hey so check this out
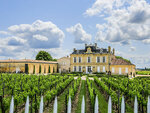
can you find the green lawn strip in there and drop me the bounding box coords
[92,80,108,113]
[75,80,86,113]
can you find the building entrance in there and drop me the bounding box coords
[25,64,28,74]
[87,66,92,73]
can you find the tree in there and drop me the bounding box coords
[36,51,53,61]
[49,65,51,73]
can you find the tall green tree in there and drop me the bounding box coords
[36,51,53,61]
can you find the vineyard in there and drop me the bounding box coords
[0,73,150,113]
[136,71,150,75]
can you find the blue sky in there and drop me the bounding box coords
[0,0,150,68]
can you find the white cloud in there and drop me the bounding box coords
[4,20,65,49]
[130,46,136,51]
[115,50,150,68]
[142,39,150,44]
[33,35,48,41]
[84,0,130,16]
[66,23,92,43]
[94,0,150,45]
[0,31,9,35]
[0,20,65,59]
[0,49,2,53]
[7,36,27,46]
[48,48,71,59]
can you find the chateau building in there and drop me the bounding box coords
[70,43,135,76]
[0,43,136,76]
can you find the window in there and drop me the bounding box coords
[119,68,122,74]
[97,66,100,72]
[79,57,82,63]
[79,66,82,72]
[97,57,100,63]
[125,68,128,73]
[103,56,106,63]
[87,57,91,63]
[112,67,115,73]
[74,57,77,63]
[74,66,76,72]
[103,66,105,72]
[63,62,66,65]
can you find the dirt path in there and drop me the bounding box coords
[44,99,54,113]
[71,81,82,113]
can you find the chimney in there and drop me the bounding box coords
[113,48,115,55]
[73,48,76,52]
[85,44,87,47]
[108,46,111,53]
[95,43,97,48]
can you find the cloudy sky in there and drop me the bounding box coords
[0,0,150,68]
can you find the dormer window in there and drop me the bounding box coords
[100,49,103,53]
[86,47,92,53]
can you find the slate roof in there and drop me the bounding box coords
[0,59,58,64]
[72,45,109,54]
[111,58,134,65]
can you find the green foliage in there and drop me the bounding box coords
[86,78,95,109]
[35,51,53,61]
[69,77,81,100]
[71,72,83,76]
[116,56,131,63]
[1,73,150,112]
[0,73,73,112]
[53,59,57,61]
[96,76,150,112]
[136,71,150,75]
